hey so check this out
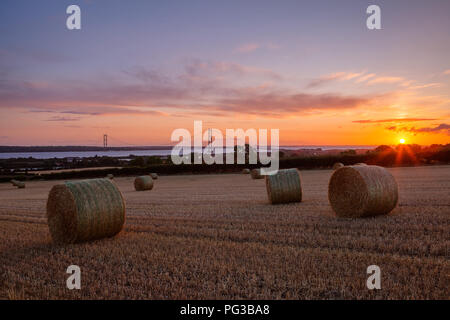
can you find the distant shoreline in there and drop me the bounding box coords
[0,145,376,160]
[0,145,375,153]
[0,146,174,153]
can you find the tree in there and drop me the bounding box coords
[374,145,394,153]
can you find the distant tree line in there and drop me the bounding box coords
[1,144,448,182]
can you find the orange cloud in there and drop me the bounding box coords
[387,123,450,135]
[307,71,441,91]
[367,76,404,85]
[353,118,438,124]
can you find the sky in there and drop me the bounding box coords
[0,0,449,146]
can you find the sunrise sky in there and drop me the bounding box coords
[0,0,449,146]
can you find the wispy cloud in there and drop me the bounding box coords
[353,118,438,124]
[387,123,450,135]
[367,76,405,85]
[355,73,376,83]
[307,71,410,88]
[30,107,168,117]
[407,83,441,90]
[443,69,450,75]
[183,59,282,80]
[1,60,444,120]
[307,71,441,92]
[234,43,260,53]
[44,116,80,122]
[214,91,370,117]
[123,67,171,84]
[233,42,280,54]
[307,72,364,88]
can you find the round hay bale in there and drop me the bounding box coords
[250,169,264,179]
[150,173,158,180]
[355,163,367,166]
[10,179,25,188]
[242,168,250,174]
[265,169,302,204]
[106,174,114,180]
[332,162,344,170]
[134,175,154,191]
[46,178,126,244]
[328,165,398,218]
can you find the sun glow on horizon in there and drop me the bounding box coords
[400,138,406,144]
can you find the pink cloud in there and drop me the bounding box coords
[2,61,437,120]
[234,43,261,53]
[215,91,370,117]
[233,42,280,54]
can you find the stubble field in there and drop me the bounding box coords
[0,166,449,299]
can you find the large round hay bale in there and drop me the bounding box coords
[328,165,398,218]
[242,168,250,174]
[46,178,126,244]
[150,173,158,180]
[134,175,154,191]
[10,179,25,188]
[250,169,264,179]
[332,162,344,170]
[265,169,302,204]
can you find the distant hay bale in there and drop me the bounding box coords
[46,178,126,244]
[265,169,302,204]
[10,179,25,188]
[150,173,158,180]
[332,162,344,170]
[328,165,398,218]
[242,169,250,174]
[355,163,367,166]
[250,169,264,179]
[106,174,114,180]
[134,175,154,191]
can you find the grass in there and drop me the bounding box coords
[0,166,449,299]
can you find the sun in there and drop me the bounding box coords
[399,138,406,144]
